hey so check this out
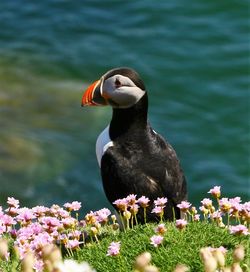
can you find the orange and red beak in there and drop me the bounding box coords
[81,79,108,107]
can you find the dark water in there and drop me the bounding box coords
[0,1,249,213]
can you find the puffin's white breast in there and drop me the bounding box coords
[96,125,114,167]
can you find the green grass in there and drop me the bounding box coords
[72,221,249,272]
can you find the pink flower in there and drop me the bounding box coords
[242,201,250,211]
[138,196,150,208]
[107,241,121,256]
[1,214,16,226]
[151,206,164,216]
[154,197,168,207]
[177,201,191,212]
[85,211,97,225]
[155,224,166,235]
[200,198,213,209]
[65,239,80,249]
[230,197,241,205]
[40,216,61,231]
[126,194,137,205]
[199,206,209,215]
[32,206,49,217]
[7,197,20,208]
[31,232,53,251]
[49,204,62,216]
[33,259,44,272]
[210,211,222,220]
[194,214,200,221]
[58,209,70,219]
[30,222,43,235]
[208,186,221,198]
[229,197,242,215]
[113,198,128,211]
[229,225,249,236]
[240,202,250,221]
[175,219,188,230]
[69,230,81,240]
[95,208,111,224]
[150,235,164,247]
[63,201,81,212]
[16,208,35,223]
[219,198,232,213]
[16,222,43,242]
[62,217,76,229]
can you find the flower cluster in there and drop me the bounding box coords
[176,186,249,234]
[0,186,249,272]
[0,239,96,272]
[0,198,111,271]
[113,194,150,227]
[203,187,249,230]
[200,245,246,272]
[113,194,170,227]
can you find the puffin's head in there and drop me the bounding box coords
[81,67,146,108]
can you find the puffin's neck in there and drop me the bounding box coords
[109,93,148,140]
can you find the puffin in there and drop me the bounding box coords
[81,67,187,222]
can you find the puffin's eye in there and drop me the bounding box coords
[115,78,122,88]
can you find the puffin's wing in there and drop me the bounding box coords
[148,131,187,203]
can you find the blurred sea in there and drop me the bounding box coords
[0,0,249,213]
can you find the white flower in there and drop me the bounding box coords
[55,259,96,272]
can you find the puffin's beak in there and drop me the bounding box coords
[81,79,108,106]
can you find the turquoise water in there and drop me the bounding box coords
[0,1,249,213]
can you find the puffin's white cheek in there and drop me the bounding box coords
[112,87,145,108]
[111,95,134,108]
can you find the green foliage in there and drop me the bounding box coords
[73,222,249,272]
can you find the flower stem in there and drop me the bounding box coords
[143,208,147,224]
